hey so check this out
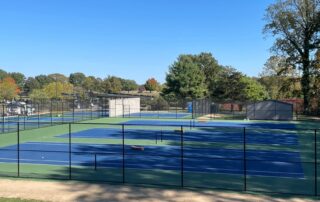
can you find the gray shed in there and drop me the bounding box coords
[246,100,293,120]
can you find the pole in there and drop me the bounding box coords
[122,124,125,184]
[315,129,317,196]
[17,122,20,177]
[69,123,72,180]
[73,99,75,122]
[37,103,40,128]
[62,101,64,123]
[94,154,97,170]
[243,127,247,191]
[50,100,53,125]
[2,105,5,133]
[155,133,158,144]
[181,125,184,187]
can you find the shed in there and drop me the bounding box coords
[246,100,293,120]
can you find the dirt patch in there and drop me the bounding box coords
[0,179,316,202]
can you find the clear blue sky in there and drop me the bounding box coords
[0,0,275,84]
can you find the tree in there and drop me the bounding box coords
[0,77,20,100]
[24,77,41,92]
[43,82,73,99]
[163,55,207,99]
[29,89,49,101]
[9,72,25,89]
[240,77,268,101]
[48,73,68,83]
[0,69,8,80]
[121,79,138,92]
[264,0,320,113]
[144,78,160,92]
[83,76,96,91]
[212,67,244,101]
[259,56,302,99]
[102,76,122,93]
[69,72,86,87]
[35,75,54,88]
[211,67,268,101]
[193,52,223,96]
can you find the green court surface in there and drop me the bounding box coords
[0,117,319,196]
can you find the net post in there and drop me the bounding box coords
[69,123,72,180]
[180,125,184,188]
[17,122,20,177]
[73,99,75,123]
[122,124,125,184]
[315,129,317,196]
[243,127,247,191]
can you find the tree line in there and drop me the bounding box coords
[0,70,161,100]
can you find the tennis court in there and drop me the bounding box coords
[0,117,318,195]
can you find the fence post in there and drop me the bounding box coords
[23,116,26,130]
[122,124,125,184]
[62,102,64,123]
[176,103,178,119]
[69,123,72,180]
[17,122,20,177]
[315,129,317,196]
[243,127,247,191]
[181,125,184,188]
[50,100,53,125]
[2,105,5,133]
[37,103,40,128]
[91,103,93,120]
[94,154,97,170]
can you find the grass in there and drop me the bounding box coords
[0,117,320,196]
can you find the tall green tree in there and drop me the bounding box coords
[43,82,73,99]
[193,52,223,95]
[212,67,268,101]
[121,79,138,92]
[35,75,54,88]
[264,0,320,113]
[24,77,41,92]
[259,56,302,99]
[48,73,68,83]
[164,55,207,99]
[29,89,49,101]
[240,77,268,101]
[69,72,86,87]
[103,76,122,93]
[0,69,8,80]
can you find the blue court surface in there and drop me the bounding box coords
[123,120,297,129]
[123,112,191,118]
[0,142,304,178]
[57,128,299,146]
